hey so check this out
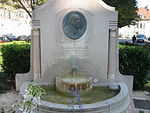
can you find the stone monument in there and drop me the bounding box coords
[16,0,133,112]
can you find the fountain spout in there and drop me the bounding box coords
[72,65,77,77]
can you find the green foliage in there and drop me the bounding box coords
[119,45,150,90]
[20,83,45,113]
[0,107,4,113]
[145,81,150,95]
[0,107,16,113]
[27,83,46,98]
[0,42,30,78]
[144,42,150,50]
[0,0,47,18]
[119,41,139,46]
[139,110,144,113]
[21,100,33,113]
[103,0,139,28]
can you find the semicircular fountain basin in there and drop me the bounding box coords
[20,82,130,113]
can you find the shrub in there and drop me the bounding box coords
[144,81,150,96]
[139,111,144,113]
[119,41,139,46]
[20,83,45,113]
[0,107,4,113]
[0,42,30,79]
[119,45,150,90]
[144,42,150,50]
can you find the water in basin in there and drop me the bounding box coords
[41,85,120,105]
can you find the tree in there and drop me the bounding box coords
[103,0,139,28]
[0,0,47,18]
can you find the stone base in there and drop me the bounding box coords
[20,82,131,113]
[15,72,32,91]
[56,76,93,93]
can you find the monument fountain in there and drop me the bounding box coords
[16,0,133,112]
[56,55,93,93]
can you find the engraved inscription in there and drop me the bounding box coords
[59,42,88,59]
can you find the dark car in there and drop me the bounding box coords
[17,35,31,42]
[0,36,12,43]
[3,34,18,41]
[26,35,31,42]
[17,35,28,41]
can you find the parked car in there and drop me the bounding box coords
[17,35,28,41]
[147,37,150,41]
[2,34,18,41]
[136,34,146,42]
[125,34,132,38]
[17,35,31,42]
[26,35,31,42]
[0,36,12,43]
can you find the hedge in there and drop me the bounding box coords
[119,45,150,90]
[0,41,30,78]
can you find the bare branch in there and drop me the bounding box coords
[18,0,32,18]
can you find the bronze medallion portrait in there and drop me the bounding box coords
[62,11,87,39]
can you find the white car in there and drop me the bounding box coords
[136,34,146,42]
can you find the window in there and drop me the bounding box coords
[140,23,142,28]
[136,23,139,28]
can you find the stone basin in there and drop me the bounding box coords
[56,76,93,93]
[20,82,130,113]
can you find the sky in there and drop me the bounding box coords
[137,0,150,7]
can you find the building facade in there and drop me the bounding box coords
[119,7,150,38]
[0,7,31,36]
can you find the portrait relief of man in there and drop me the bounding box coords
[62,11,87,39]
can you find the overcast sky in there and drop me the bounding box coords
[137,0,150,7]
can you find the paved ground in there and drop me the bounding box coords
[0,91,20,113]
[133,91,150,113]
[133,99,150,110]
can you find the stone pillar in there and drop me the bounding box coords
[31,28,41,79]
[107,29,117,79]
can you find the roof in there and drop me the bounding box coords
[138,7,150,20]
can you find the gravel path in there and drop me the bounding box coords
[0,91,20,113]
